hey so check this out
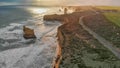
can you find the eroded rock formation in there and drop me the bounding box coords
[23,26,36,39]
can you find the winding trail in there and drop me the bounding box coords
[79,16,120,59]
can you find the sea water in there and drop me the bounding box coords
[0,5,62,68]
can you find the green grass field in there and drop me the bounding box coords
[96,6,120,10]
[96,6,120,27]
[104,12,120,27]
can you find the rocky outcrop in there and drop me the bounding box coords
[23,26,36,39]
[43,14,63,21]
[43,12,83,25]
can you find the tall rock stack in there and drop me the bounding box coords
[64,8,67,14]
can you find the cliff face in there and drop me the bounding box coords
[44,14,63,21]
[57,22,97,68]
[51,12,83,68]
[43,12,86,24]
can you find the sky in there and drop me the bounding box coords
[0,0,120,6]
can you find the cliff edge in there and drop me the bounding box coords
[44,7,120,68]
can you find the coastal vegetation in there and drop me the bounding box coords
[104,12,120,27]
[96,6,120,10]
[83,13,120,49]
[59,28,120,68]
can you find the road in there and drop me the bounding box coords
[79,16,120,59]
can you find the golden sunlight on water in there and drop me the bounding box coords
[27,7,49,14]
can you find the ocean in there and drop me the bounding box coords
[0,5,62,68]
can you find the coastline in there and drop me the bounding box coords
[0,6,63,68]
[52,44,62,68]
[44,6,120,68]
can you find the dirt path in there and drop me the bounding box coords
[79,16,120,59]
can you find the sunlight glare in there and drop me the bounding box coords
[27,7,49,14]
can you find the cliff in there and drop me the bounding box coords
[57,13,120,68]
[44,7,120,68]
[44,14,63,21]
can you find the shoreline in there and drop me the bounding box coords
[52,44,62,68]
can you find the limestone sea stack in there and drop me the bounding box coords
[23,26,36,39]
